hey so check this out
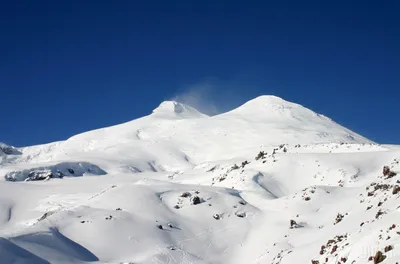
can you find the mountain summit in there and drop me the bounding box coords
[151,101,208,119]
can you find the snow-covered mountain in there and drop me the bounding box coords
[0,95,399,264]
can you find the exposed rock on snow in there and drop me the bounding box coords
[0,143,21,156]
[4,162,106,181]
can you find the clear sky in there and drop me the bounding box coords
[1,0,399,146]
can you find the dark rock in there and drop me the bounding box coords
[235,212,246,218]
[180,192,191,198]
[384,245,393,252]
[25,170,54,181]
[255,151,266,160]
[290,219,298,228]
[157,224,163,230]
[331,245,338,254]
[213,214,221,220]
[373,251,386,263]
[393,185,400,195]
[376,210,384,219]
[231,164,239,170]
[191,196,201,205]
[241,161,250,168]
[383,166,390,176]
[335,213,344,224]
[56,170,64,178]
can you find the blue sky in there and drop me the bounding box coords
[1,0,399,146]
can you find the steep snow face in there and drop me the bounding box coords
[1,95,397,264]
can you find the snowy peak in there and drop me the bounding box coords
[227,95,334,123]
[228,95,312,117]
[151,101,208,119]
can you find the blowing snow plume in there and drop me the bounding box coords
[171,81,250,116]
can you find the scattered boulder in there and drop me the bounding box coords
[231,164,239,170]
[68,168,75,174]
[373,251,386,263]
[180,192,191,198]
[384,245,393,252]
[331,245,338,254]
[255,151,266,160]
[393,185,400,195]
[157,224,163,230]
[290,219,299,228]
[213,214,221,220]
[376,210,384,219]
[235,212,246,218]
[383,166,390,176]
[335,213,344,224]
[238,200,246,205]
[191,196,201,205]
[383,166,397,179]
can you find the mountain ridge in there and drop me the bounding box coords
[0,95,399,264]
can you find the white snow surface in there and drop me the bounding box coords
[1,95,399,264]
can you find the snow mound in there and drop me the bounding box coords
[4,162,107,181]
[152,101,208,119]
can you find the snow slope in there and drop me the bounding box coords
[0,95,399,264]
